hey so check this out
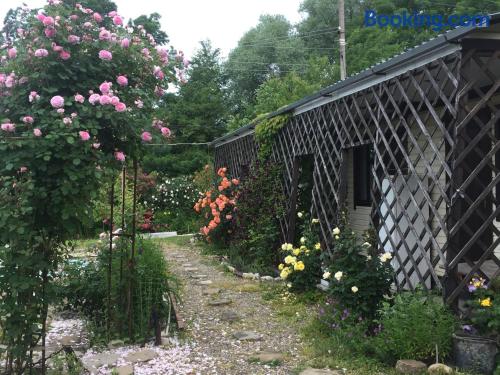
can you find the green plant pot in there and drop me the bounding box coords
[453,333,498,374]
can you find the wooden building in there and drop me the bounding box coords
[211,17,500,303]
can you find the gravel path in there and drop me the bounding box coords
[163,241,306,375]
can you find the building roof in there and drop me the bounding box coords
[211,13,500,147]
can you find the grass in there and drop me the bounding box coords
[155,234,193,248]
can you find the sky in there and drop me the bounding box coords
[0,0,305,59]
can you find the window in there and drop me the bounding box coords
[353,144,373,207]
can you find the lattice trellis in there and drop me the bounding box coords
[213,46,500,303]
[214,133,258,179]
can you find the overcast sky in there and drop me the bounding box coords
[0,0,305,58]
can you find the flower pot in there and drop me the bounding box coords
[453,333,498,374]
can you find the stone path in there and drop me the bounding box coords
[163,241,306,375]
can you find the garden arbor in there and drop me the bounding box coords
[213,16,500,304]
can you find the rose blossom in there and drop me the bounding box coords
[36,14,46,22]
[99,81,111,94]
[116,75,128,86]
[59,50,71,60]
[1,123,15,132]
[68,34,80,44]
[50,95,64,108]
[34,48,49,57]
[42,16,54,26]
[88,93,100,105]
[113,16,123,25]
[57,108,65,114]
[79,131,90,141]
[98,50,112,60]
[45,27,56,38]
[33,128,42,137]
[70,14,79,21]
[120,38,129,48]
[141,131,152,142]
[92,143,100,149]
[99,95,111,105]
[114,151,125,162]
[22,116,34,124]
[7,48,16,59]
[99,29,111,40]
[19,167,28,173]
[52,43,63,52]
[160,127,171,137]
[115,102,126,112]
[110,96,120,105]
[63,117,72,125]
[74,94,84,103]
[29,91,40,102]
[83,21,92,28]
[93,12,102,23]
[108,11,117,17]
[135,99,143,108]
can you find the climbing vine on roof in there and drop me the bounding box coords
[254,113,291,160]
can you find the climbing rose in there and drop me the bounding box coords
[120,38,129,48]
[50,95,64,108]
[1,123,15,132]
[34,48,49,57]
[160,127,171,137]
[99,29,111,41]
[33,128,42,137]
[7,48,16,59]
[110,96,120,105]
[108,11,117,17]
[68,35,80,44]
[114,151,125,162]
[79,131,90,141]
[115,102,126,112]
[63,117,72,125]
[113,16,123,25]
[99,95,111,105]
[92,143,100,149]
[141,131,152,142]
[74,94,84,103]
[93,12,102,23]
[44,27,56,38]
[88,93,100,105]
[99,81,112,94]
[52,43,63,52]
[22,116,34,124]
[19,167,28,173]
[98,50,112,60]
[116,75,128,86]
[59,50,71,60]
[29,91,40,102]
[42,16,54,26]
[36,14,46,22]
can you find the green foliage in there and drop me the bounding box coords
[128,13,169,45]
[229,160,285,274]
[143,146,211,177]
[254,114,290,160]
[323,215,393,321]
[370,291,457,363]
[279,214,322,292]
[57,238,178,341]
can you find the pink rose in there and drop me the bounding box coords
[59,50,71,60]
[99,81,111,94]
[63,117,72,125]
[110,96,120,106]
[160,127,171,137]
[98,50,112,60]
[115,102,126,112]
[36,14,46,22]
[22,116,34,124]
[79,131,90,141]
[92,143,100,149]
[19,167,28,173]
[113,16,123,25]
[29,91,40,102]
[83,21,92,29]
[93,12,102,23]
[1,123,15,132]
[45,27,56,38]
[70,14,79,21]
[135,99,144,108]
[116,75,128,86]
[88,93,100,105]
[50,95,64,108]
[108,11,117,17]
[74,94,84,103]
[99,95,111,105]
[7,48,16,59]
[57,108,65,114]
[42,16,54,26]
[68,34,80,44]
[114,151,125,162]
[141,131,152,142]
[120,38,129,48]
[52,43,63,52]
[33,128,42,137]
[34,48,49,57]
[99,29,111,40]
[142,48,150,58]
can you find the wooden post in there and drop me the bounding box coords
[338,0,347,80]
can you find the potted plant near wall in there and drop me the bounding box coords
[453,276,499,374]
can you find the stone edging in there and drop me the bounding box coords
[220,261,283,283]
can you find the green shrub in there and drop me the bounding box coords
[371,291,457,363]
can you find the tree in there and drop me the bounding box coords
[225,15,307,114]
[144,40,227,176]
[128,13,169,45]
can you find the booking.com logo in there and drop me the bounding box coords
[364,10,490,31]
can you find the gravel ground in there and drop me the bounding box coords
[163,241,306,375]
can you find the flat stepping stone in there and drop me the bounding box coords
[249,351,285,363]
[115,364,134,375]
[82,353,119,373]
[202,287,221,295]
[299,369,343,375]
[395,360,427,374]
[233,331,262,341]
[220,310,240,322]
[182,263,194,267]
[199,280,213,285]
[184,267,199,272]
[190,274,208,279]
[208,298,232,306]
[124,348,157,363]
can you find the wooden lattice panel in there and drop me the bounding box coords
[213,133,258,179]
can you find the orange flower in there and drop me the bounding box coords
[232,178,239,185]
[214,216,221,224]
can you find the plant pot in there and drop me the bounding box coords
[453,333,498,374]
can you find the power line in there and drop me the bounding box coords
[235,30,338,49]
[236,27,338,47]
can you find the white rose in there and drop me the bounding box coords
[332,227,340,235]
[323,271,331,279]
[334,271,343,281]
[351,286,359,293]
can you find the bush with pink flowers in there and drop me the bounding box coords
[0,0,186,371]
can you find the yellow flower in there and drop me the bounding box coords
[335,235,340,240]
[300,236,306,244]
[293,248,301,256]
[312,218,319,224]
[323,271,331,279]
[281,243,287,251]
[300,245,307,251]
[280,267,291,279]
[379,252,393,263]
[332,227,340,235]
[314,243,321,250]
[286,243,293,251]
[284,255,297,265]
[351,286,359,293]
[480,297,492,307]
[278,263,284,270]
[334,271,343,281]
[294,261,305,271]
